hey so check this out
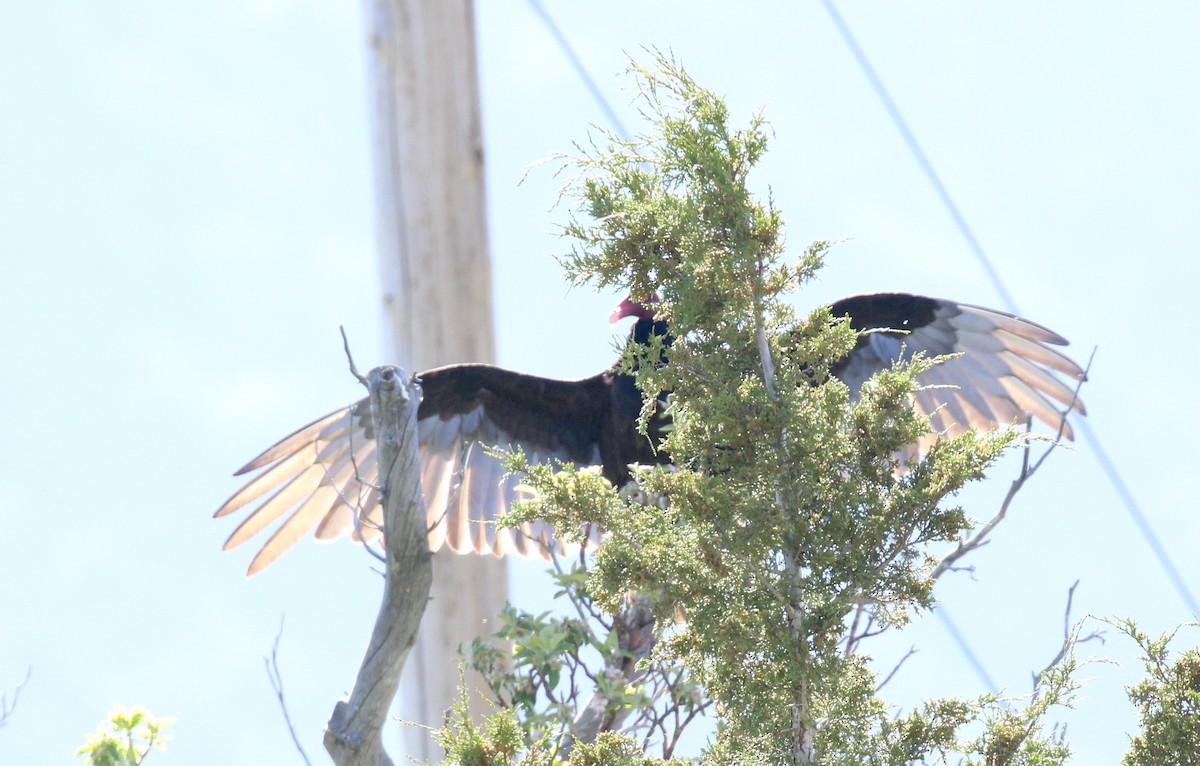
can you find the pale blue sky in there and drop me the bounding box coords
[2,2,1198,763]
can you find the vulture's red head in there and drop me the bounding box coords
[609,294,660,324]
[610,294,672,358]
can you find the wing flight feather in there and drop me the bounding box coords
[220,365,612,574]
[830,293,1086,449]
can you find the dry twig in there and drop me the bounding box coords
[876,646,918,692]
[558,593,658,759]
[266,619,313,766]
[933,348,1095,582]
[0,667,30,731]
[337,328,386,566]
[1031,580,1105,692]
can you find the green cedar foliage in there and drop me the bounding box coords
[1111,619,1200,766]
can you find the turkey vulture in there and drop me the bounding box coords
[216,292,1086,575]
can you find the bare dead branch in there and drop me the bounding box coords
[1032,580,1105,692]
[0,667,30,731]
[633,662,710,759]
[550,553,608,648]
[876,646,918,692]
[934,350,1094,582]
[843,599,892,658]
[324,366,433,766]
[339,326,369,387]
[659,676,710,758]
[932,419,1034,581]
[558,593,657,759]
[844,600,869,658]
[265,619,313,766]
[334,330,388,567]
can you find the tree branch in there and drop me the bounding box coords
[876,646,918,692]
[324,366,433,766]
[339,326,369,386]
[1031,580,1104,692]
[558,593,657,759]
[0,667,30,731]
[338,329,386,566]
[934,349,1095,582]
[266,618,313,766]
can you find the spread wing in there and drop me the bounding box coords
[215,364,612,575]
[829,292,1087,452]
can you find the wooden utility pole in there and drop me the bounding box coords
[363,0,507,759]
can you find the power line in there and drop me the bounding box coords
[937,609,998,690]
[1075,417,1198,616]
[819,0,1198,620]
[818,0,1018,316]
[524,0,631,141]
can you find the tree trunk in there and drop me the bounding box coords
[324,367,432,766]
